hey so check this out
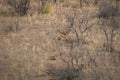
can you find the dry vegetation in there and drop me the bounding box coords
[0,0,120,80]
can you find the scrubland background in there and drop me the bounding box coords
[0,0,120,80]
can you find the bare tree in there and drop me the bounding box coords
[45,8,99,80]
[97,0,120,53]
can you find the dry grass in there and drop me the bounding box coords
[0,0,120,80]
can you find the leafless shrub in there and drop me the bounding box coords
[45,11,101,80]
[98,18,119,53]
[97,6,119,19]
[0,18,20,35]
[79,0,98,7]
[45,63,83,80]
[97,1,120,53]
[5,0,30,16]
